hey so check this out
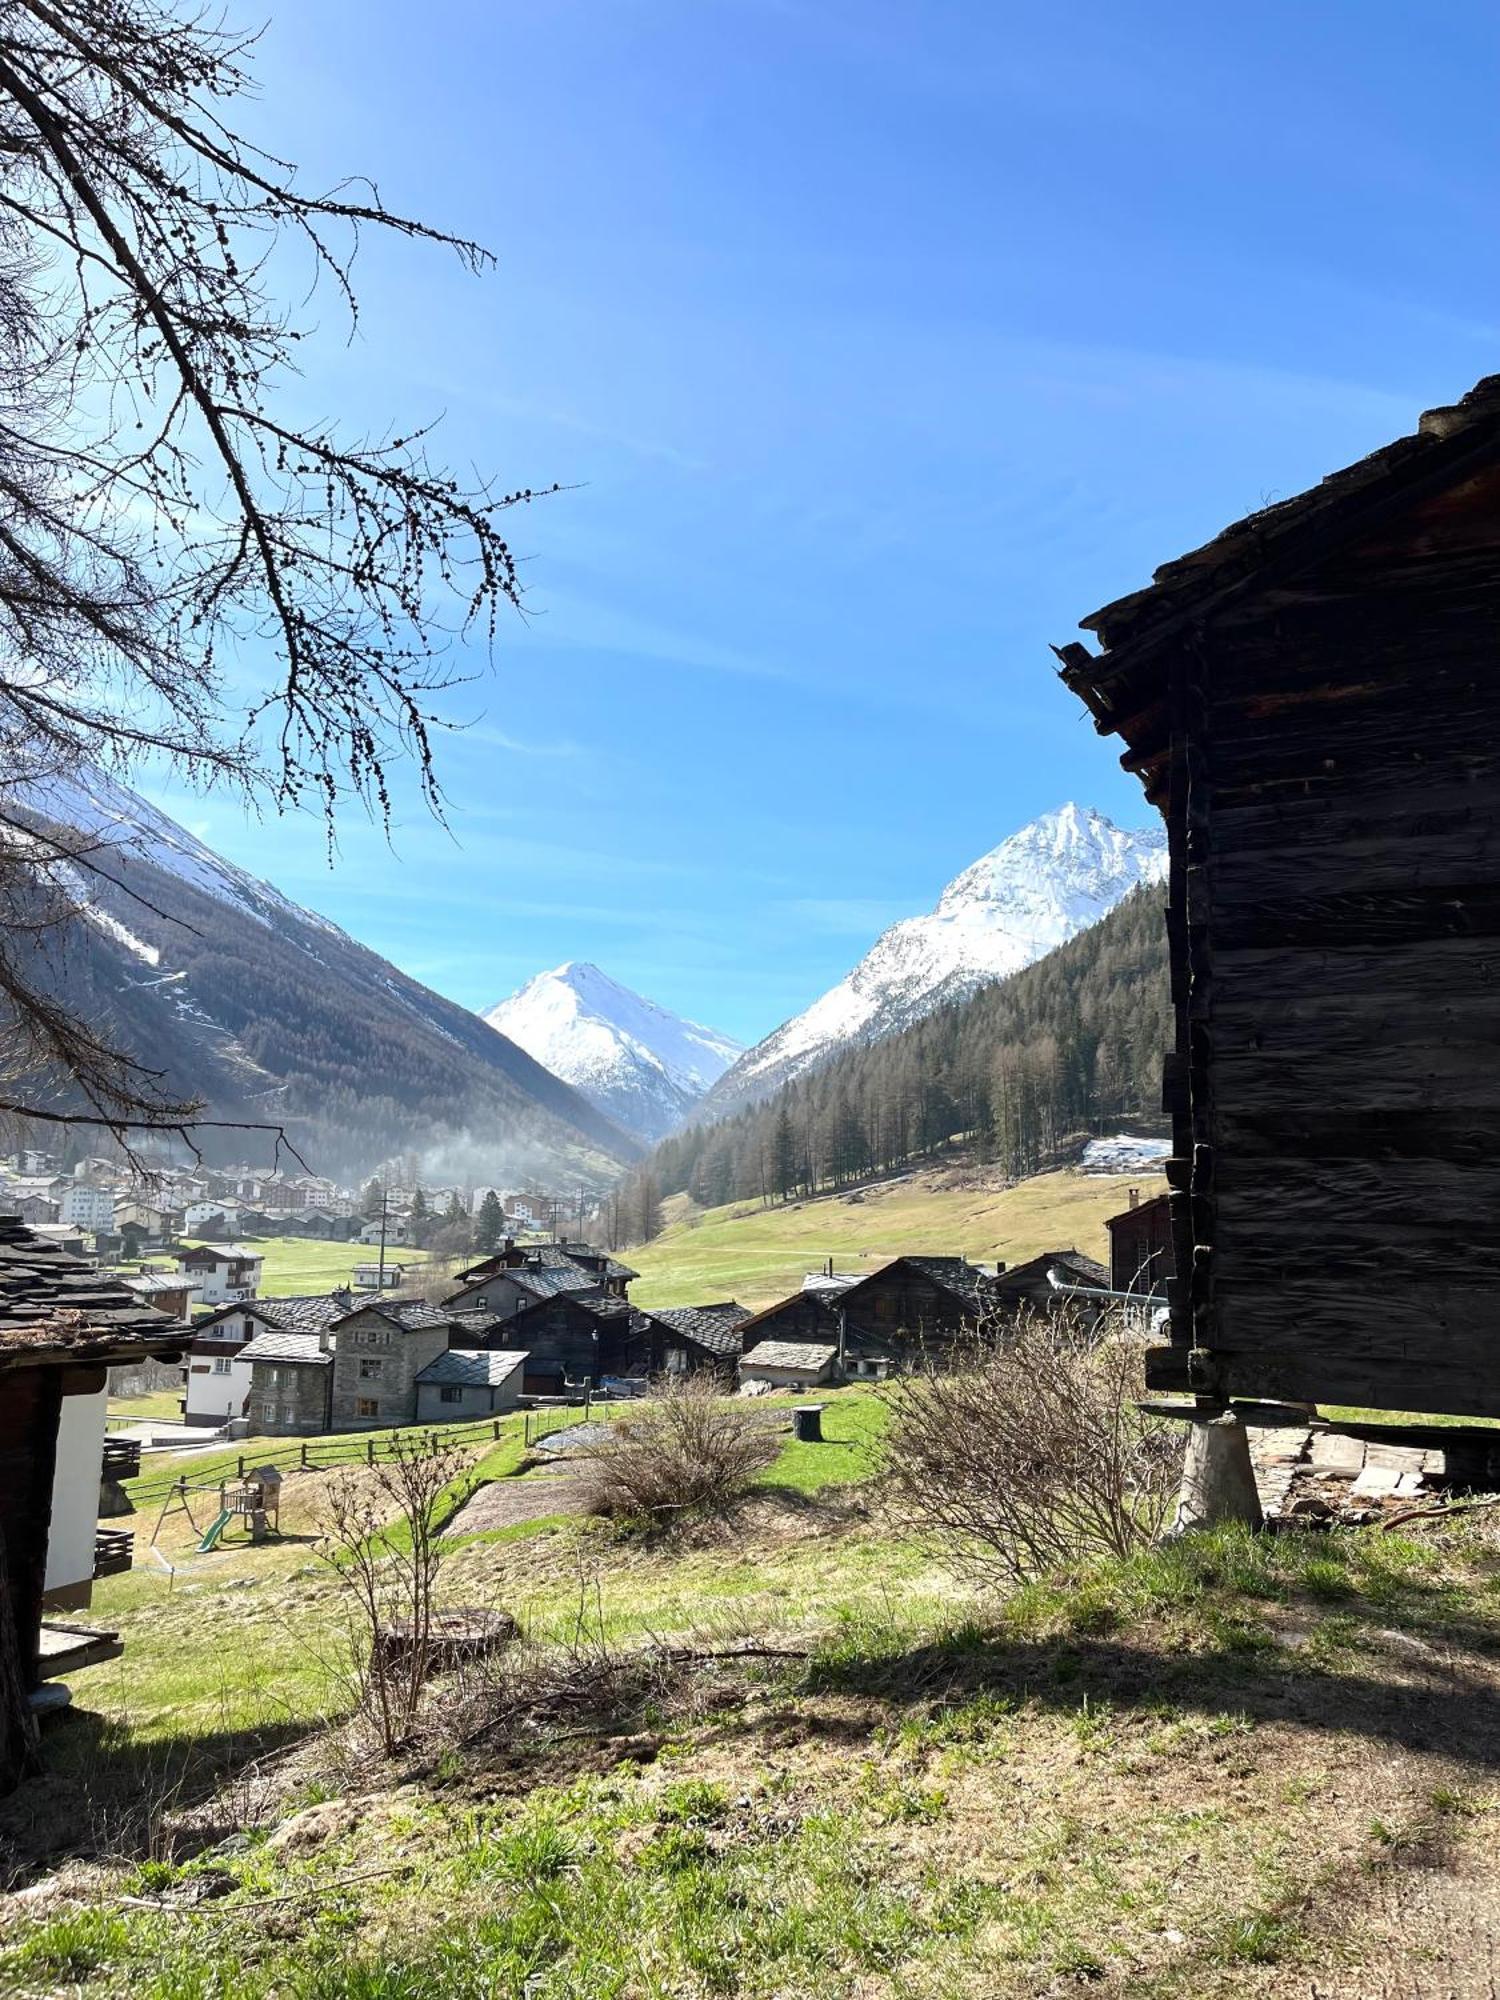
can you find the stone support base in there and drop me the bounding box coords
[1170,1411,1264,1535]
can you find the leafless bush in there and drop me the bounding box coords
[315,1440,472,1755]
[581,1375,779,1524]
[880,1310,1182,1587]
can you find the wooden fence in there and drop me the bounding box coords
[522,1396,628,1450]
[123,1414,509,1508]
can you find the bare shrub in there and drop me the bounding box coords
[879,1310,1182,1587]
[581,1375,779,1524]
[315,1440,472,1755]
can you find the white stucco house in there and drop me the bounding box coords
[183,1199,237,1232]
[174,1244,263,1306]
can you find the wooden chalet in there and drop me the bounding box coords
[0,1217,184,1792]
[632,1303,754,1378]
[442,1260,602,1320]
[478,1291,641,1395]
[983,1248,1112,1329]
[1106,1190,1175,1299]
[738,1255,997,1380]
[1057,375,1500,1415]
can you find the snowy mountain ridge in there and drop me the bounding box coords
[483,962,743,1144]
[9,769,640,1181]
[17,766,352,940]
[701,803,1167,1117]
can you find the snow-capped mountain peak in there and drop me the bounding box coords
[702,804,1166,1115]
[482,962,742,1143]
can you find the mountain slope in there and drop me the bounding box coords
[701,804,1166,1118]
[483,962,742,1144]
[14,770,640,1183]
[651,883,1170,1209]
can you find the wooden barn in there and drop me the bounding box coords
[1056,375,1500,1418]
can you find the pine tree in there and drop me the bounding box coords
[361,1177,385,1219]
[769,1099,797,1204]
[474,1189,505,1254]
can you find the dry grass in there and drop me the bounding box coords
[9,1520,1500,1995]
[625,1163,1167,1309]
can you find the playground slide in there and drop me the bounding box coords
[197,1509,232,1552]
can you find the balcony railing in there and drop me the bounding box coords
[93,1528,134,1579]
[101,1437,141,1480]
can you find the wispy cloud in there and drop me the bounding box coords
[457,722,587,759]
[522,590,792,684]
[781,895,910,936]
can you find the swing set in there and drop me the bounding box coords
[150,1465,284,1553]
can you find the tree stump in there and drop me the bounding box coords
[374,1606,518,1681]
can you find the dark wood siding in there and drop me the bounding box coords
[1108,1194,1174,1296]
[0,1366,63,1683]
[1117,471,1500,1413]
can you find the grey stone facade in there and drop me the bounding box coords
[413,1348,527,1424]
[247,1356,331,1434]
[329,1305,449,1431]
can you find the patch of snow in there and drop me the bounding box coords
[14,766,358,942]
[84,906,161,967]
[1080,1134,1173,1175]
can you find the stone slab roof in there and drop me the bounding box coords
[239,1331,333,1367]
[508,1267,600,1300]
[741,1339,837,1371]
[646,1303,753,1358]
[415,1349,529,1388]
[992,1249,1109,1294]
[0,1215,181,1365]
[254,1293,352,1334]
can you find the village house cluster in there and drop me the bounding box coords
[0,1147,569,1261]
[178,1193,1173,1433]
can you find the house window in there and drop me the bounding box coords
[358,1358,382,1379]
[363,1327,392,1347]
[356,1397,379,1418]
[259,1401,277,1422]
[212,1357,233,1375]
[874,1295,896,1322]
[439,1385,464,1404]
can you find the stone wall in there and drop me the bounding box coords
[330,1312,448,1430]
[247,1362,330,1435]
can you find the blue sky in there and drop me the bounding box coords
[142,0,1500,1045]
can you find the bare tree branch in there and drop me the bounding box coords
[0,0,554,1152]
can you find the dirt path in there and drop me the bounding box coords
[447,1466,592,1535]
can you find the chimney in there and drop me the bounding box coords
[1128,1186,1140,1210]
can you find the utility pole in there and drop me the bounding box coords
[377,1186,389,1291]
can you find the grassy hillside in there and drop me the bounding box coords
[625,1164,1165,1309]
[8,1404,1500,1997]
[177,1235,431,1297]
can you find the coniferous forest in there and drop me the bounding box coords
[645,886,1169,1214]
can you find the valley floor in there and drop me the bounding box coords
[627,1163,1167,1310]
[5,1395,1500,1997]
